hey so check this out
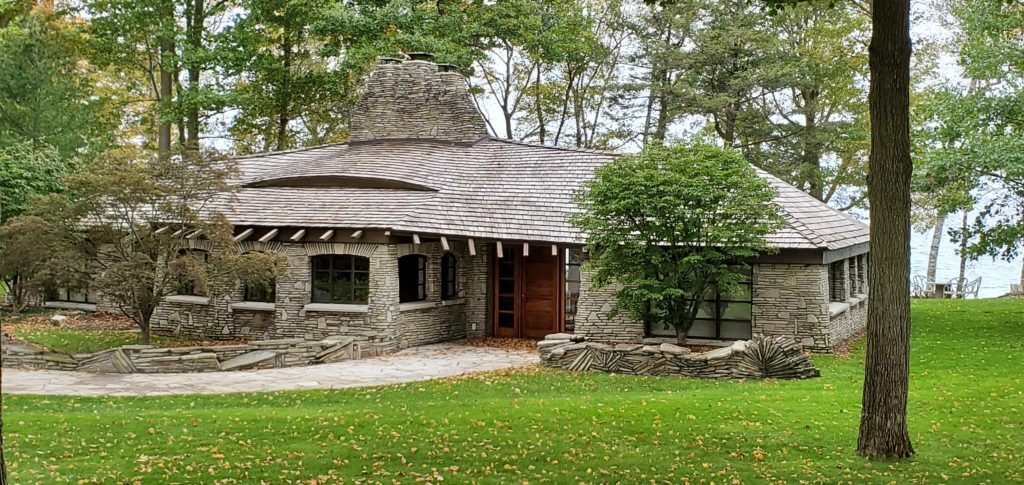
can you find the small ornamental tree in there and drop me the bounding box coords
[41,147,286,344]
[573,144,784,345]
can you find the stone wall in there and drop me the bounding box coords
[349,60,489,144]
[574,269,644,342]
[751,263,831,350]
[3,335,364,373]
[141,239,489,353]
[539,334,820,379]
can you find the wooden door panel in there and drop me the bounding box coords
[521,253,558,338]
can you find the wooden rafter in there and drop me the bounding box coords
[289,229,306,241]
[258,229,279,243]
[233,228,254,242]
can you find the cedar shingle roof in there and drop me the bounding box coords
[214,138,867,251]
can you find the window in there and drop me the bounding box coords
[311,255,370,304]
[244,281,275,303]
[829,260,847,301]
[646,266,753,340]
[441,252,458,299]
[175,249,209,296]
[399,254,427,302]
[48,286,98,303]
[564,249,582,332]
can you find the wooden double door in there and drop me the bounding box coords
[493,247,562,339]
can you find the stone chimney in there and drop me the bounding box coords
[349,54,489,144]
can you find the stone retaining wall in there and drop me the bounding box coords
[2,335,373,374]
[539,334,820,379]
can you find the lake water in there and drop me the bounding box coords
[909,226,1021,298]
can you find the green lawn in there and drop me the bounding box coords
[4,299,1023,484]
[10,327,190,354]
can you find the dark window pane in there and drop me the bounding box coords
[354,256,370,271]
[499,279,515,294]
[720,302,751,321]
[720,320,752,340]
[723,284,751,302]
[312,272,332,303]
[354,270,370,284]
[647,320,676,337]
[498,313,515,328]
[353,286,369,303]
[689,319,717,338]
[499,296,515,312]
[337,255,352,271]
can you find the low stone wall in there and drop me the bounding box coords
[539,334,820,379]
[2,335,378,374]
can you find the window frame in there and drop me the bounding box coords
[398,254,428,303]
[646,266,753,341]
[440,252,458,300]
[310,254,370,304]
[564,248,583,332]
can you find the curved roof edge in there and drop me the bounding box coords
[244,175,439,192]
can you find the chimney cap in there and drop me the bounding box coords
[378,56,402,65]
[436,63,457,72]
[406,52,435,62]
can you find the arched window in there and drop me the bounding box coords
[398,254,427,302]
[311,255,370,304]
[441,252,458,299]
[175,249,209,296]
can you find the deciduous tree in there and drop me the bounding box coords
[573,144,782,344]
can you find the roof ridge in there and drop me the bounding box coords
[485,137,618,156]
[231,141,349,160]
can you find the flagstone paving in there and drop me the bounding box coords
[1,343,539,396]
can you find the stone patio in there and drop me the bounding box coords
[0,343,539,396]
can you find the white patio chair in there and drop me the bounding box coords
[946,277,969,299]
[965,277,981,299]
[912,275,929,298]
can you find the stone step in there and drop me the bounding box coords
[220,350,280,371]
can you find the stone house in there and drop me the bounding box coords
[46,55,869,353]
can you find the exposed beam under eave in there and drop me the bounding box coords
[440,236,450,252]
[185,229,203,239]
[496,241,504,259]
[523,242,529,256]
[233,228,254,242]
[412,234,421,245]
[155,226,171,235]
[171,228,186,238]
[468,238,476,256]
[289,229,306,241]
[258,229,279,243]
[551,244,558,256]
[350,230,363,239]
[319,229,335,241]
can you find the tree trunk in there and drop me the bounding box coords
[801,88,824,200]
[158,4,174,158]
[275,14,293,151]
[185,0,204,149]
[926,208,946,284]
[857,0,914,460]
[535,62,545,144]
[673,324,687,346]
[958,210,968,296]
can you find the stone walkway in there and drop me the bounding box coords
[1,343,539,396]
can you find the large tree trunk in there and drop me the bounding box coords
[857,0,915,459]
[926,208,946,283]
